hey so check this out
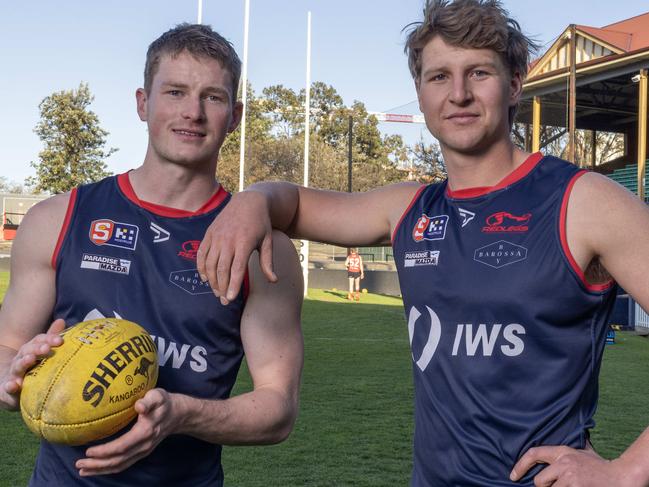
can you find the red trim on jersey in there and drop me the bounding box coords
[51,188,78,269]
[446,152,544,199]
[391,185,427,244]
[117,172,229,218]
[560,171,614,292]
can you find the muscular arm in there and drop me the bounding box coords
[261,182,419,246]
[198,181,421,302]
[0,194,69,410]
[571,173,649,484]
[77,231,304,475]
[175,231,303,444]
[512,172,649,485]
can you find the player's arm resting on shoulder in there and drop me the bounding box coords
[260,181,421,246]
[0,194,70,410]
[526,172,649,485]
[198,180,421,302]
[177,230,303,444]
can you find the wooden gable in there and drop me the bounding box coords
[528,27,622,78]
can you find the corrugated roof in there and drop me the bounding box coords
[578,11,649,52]
[577,26,631,51]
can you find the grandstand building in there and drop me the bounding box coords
[516,10,649,198]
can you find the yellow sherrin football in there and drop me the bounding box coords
[20,318,158,445]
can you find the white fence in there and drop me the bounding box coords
[635,301,649,331]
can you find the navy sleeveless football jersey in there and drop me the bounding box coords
[392,154,617,486]
[30,173,247,487]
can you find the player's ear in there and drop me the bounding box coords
[509,71,523,106]
[136,88,148,122]
[228,101,243,133]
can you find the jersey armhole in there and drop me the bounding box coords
[559,171,614,292]
[391,185,426,245]
[51,188,78,269]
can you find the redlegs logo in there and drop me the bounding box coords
[483,212,531,233]
[178,240,201,261]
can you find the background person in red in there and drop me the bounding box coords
[345,248,364,301]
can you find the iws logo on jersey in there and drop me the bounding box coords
[80,253,131,275]
[169,269,212,295]
[457,208,475,228]
[404,250,439,268]
[474,240,527,268]
[149,334,208,373]
[412,214,449,242]
[81,310,208,374]
[407,306,441,371]
[178,241,201,261]
[407,305,526,371]
[90,219,139,250]
[482,211,531,233]
[150,222,170,243]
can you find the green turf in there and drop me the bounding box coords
[590,331,649,457]
[222,290,412,486]
[0,271,9,302]
[0,280,648,485]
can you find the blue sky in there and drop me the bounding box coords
[1,0,648,186]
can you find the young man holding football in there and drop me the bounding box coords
[0,24,303,486]
[197,1,649,485]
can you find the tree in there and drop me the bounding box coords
[0,177,25,194]
[217,80,414,193]
[261,84,304,137]
[27,83,116,194]
[409,136,447,183]
[217,83,274,191]
[512,123,625,167]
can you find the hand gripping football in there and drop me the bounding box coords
[20,318,158,445]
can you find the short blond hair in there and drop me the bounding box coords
[144,23,241,99]
[405,0,537,84]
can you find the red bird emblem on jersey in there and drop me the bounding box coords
[483,212,532,233]
[178,240,201,261]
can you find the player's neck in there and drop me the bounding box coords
[443,141,531,192]
[129,160,221,212]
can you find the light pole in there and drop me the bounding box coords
[238,0,251,192]
[300,11,312,297]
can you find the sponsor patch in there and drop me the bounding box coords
[474,240,528,268]
[150,222,170,243]
[404,250,440,268]
[482,211,531,233]
[80,253,131,275]
[169,269,212,295]
[457,208,475,228]
[89,219,139,250]
[413,214,449,242]
[178,241,200,261]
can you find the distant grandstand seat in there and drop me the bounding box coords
[605,161,649,202]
